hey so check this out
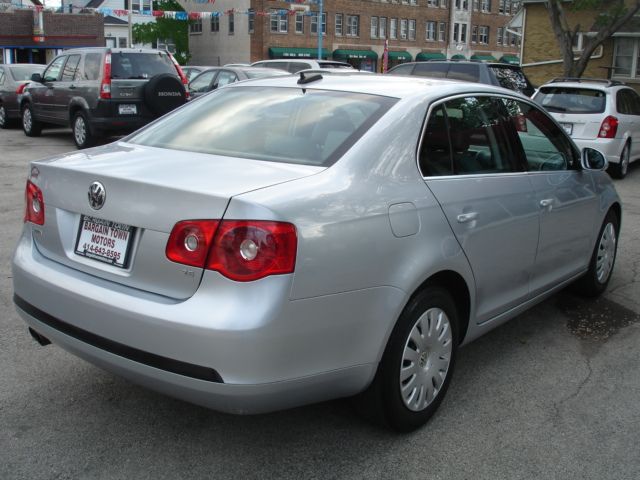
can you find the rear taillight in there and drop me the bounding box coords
[100,52,112,100]
[24,180,44,225]
[16,83,28,95]
[166,220,297,281]
[168,53,190,100]
[598,115,618,139]
[165,220,219,268]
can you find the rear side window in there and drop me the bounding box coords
[254,61,288,71]
[287,62,311,73]
[111,52,175,79]
[534,87,606,114]
[420,96,520,176]
[82,53,102,81]
[61,54,81,82]
[413,62,448,78]
[447,64,480,82]
[388,64,415,75]
[0,69,4,86]
[489,66,533,96]
[129,86,397,167]
[616,89,640,115]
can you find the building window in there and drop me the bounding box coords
[211,15,219,33]
[455,0,469,9]
[400,19,407,40]
[481,0,491,12]
[408,19,416,40]
[440,0,448,6]
[478,25,489,44]
[438,22,446,42]
[613,38,637,77]
[371,16,378,39]
[311,12,326,35]
[471,25,477,43]
[454,23,467,43]
[426,21,436,41]
[473,0,479,11]
[132,0,140,12]
[499,0,511,14]
[295,12,304,34]
[461,23,467,42]
[118,37,128,48]
[248,10,255,34]
[380,17,387,38]
[229,13,234,35]
[427,0,437,6]
[497,27,503,45]
[347,15,359,37]
[335,13,343,36]
[390,18,398,39]
[190,19,202,34]
[271,9,288,33]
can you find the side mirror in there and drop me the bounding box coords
[581,147,608,171]
[211,83,219,90]
[31,73,43,83]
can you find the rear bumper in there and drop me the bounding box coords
[88,100,155,133]
[12,229,400,413]
[571,137,625,165]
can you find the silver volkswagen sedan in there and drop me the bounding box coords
[13,74,621,431]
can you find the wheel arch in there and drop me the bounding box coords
[68,98,90,124]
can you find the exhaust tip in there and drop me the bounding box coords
[28,327,51,346]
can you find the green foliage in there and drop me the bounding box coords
[132,0,191,65]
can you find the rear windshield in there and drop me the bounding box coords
[244,69,288,79]
[534,87,606,113]
[129,86,397,166]
[9,64,44,81]
[111,52,176,79]
[413,63,448,78]
[489,66,534,96]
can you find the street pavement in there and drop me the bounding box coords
[1,127,639,480]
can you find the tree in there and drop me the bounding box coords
[545,0,640,77]
[132,0,191,65]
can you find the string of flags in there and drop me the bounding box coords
[95,8,323,19]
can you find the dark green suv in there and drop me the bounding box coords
[21,47,188,148]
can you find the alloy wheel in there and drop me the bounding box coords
[0,105,6,127]
[620,144,630,177]
[596,222,616,283]
[74,116,86,147]
[400,307,453,412]
[23,108,32,132]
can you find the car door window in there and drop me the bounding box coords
[216,70,238,87]
[388,64,415,75]
[419,104,452,176]
[0,68,5,86]
[628,89,640,115]
[413,62,448,78]
[43,56,66,82]
[61,54,81,82]
[502,99,579,171]
[447,64,479,82]
[189,70,216,92]
[616,90,631,114]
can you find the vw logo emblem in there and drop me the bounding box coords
[88,181,106,210]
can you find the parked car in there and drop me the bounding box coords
[13,74,620,432]
[20,47,189,149]
[251,58,353,73]
[188,66,288,99]
[387,60,535,97]
[181,65,211,82]
[533,78,640,178]
[0,63,45,128]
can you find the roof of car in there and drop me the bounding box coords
[226,72,526,101]
[540,78,627,90]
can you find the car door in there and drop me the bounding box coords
[213,69,238,89]
[420,95,539,324]
[188,69,218,99]
[31,55,66,122]
[502,98,599,296]
[54,53,81,124]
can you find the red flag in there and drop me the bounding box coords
[382,39,389,74]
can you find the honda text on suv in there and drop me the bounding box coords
[20,48,189,148]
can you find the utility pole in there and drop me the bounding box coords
[317,0,323,59]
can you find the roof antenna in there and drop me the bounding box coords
[298,72,323,85]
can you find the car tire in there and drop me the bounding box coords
[72,111,95,149]
[610,142,630,179]
[22,103,41,137]
[573,210,619,297]
[359,286,459,432]
[0,103,13,129]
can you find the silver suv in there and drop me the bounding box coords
[21,47,189,149]
[533,78,640,178]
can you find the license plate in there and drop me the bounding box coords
[560,123,573,135]
[75,215,134,268]
[118,104,137,115]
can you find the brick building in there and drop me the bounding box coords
[181,0,521,70]
[520,0,640,92]
[0,1,105,64]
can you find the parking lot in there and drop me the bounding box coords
[1,126,640,480]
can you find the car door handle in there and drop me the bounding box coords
[457,212,478,223]
[69,85,76,89]
[539,199,554,210]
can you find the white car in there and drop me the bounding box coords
[251,59,353,74]
[533,78,640,178]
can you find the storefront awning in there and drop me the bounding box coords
[387,51,412,61]
[499,55,520,65]
[332,49,378,60]
[268,47,330,60]
[451,54,466,60]
[416,52,446,61]
[470,54,497,62]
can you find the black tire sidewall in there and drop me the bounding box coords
[379,286,459,432]
[22,103,41,136]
